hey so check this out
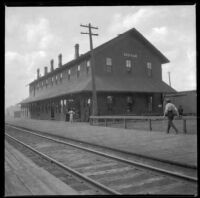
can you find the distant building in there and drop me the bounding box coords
[5,104,21,117]
[20,27,176,121]
[166,90,196,115]
[14,111,21,118]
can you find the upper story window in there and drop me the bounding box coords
[77,65,80,77]
[51,77,54,85]
[147,62,152,77]
[60,73,63,82]
[33,86,35,96]
[106,57,112,73]
[86,60,90,73]
[126,60,132,72]
[46,79,48,87]
[55,75,58,84]
[68,69,71,80]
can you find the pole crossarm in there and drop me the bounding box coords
[80,24,98,29]
[81,32,99,36]
[81,32,89,34]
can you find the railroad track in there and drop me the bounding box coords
[5,124,197,195]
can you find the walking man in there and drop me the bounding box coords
[163,99,179,134]
[68,109,75,123]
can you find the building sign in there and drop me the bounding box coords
[123,52,138,58]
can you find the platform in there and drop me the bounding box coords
[5,117,197,168]
[5,140,78,196]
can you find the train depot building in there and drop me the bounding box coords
[20,28,176,122]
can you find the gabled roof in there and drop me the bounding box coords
[29,27,169,85]
[20,76,176,104]
[92,27,169,64]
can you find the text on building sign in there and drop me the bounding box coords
[123,53,138,58]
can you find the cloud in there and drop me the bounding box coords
[108,7,162,35]
[25,18,56,50]
[152,26,168,36]
[5,50,50,107]
[146,26,169,45]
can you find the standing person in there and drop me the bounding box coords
[68,109,75,123]
[178,105,183,119]
[163,99,179,134]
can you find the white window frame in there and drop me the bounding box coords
[147,62,152,77]
[126,59,132,72]
[106,57,112,73]
[68,69,71,80]
[106,57,112,66]
[55,75,58,83]
[87,60,90,67]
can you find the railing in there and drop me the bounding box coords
[90,116,197,134]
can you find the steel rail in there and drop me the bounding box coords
[5,124,197,183]
[5,133,121,195]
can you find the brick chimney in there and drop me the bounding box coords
[74,44,79,59]
[44,66,48,75]
[50,59,54,72]
[37,68,40,79]
[58,54,62,68]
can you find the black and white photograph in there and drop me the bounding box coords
[5,5,197,195]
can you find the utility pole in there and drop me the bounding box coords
[80,23,98,116]
[168,71,171,87]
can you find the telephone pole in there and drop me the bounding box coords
[168,71,171,87]
[80,23,98,116]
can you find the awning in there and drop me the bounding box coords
[20,76,176,104]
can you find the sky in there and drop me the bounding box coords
[5,5,196,109]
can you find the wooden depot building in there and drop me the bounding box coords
[20,27,176,122]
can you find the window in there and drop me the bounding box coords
[87,98,91,105]
[46,79,48,87]
[147,62,152,77]
[126,96,133,112]
[107,95,113,112]
[33,86,35,96]
[126,60,132,72]
[68,69,71,80]
[106,57,112,72]
[147,96,153,112]
[55,75,58,84]
[60,73,63,82]
[86,60,90,73]
[41,81,43,89]
[51,77,54,85]
[77,65,80,77]
[107,96,113,104]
